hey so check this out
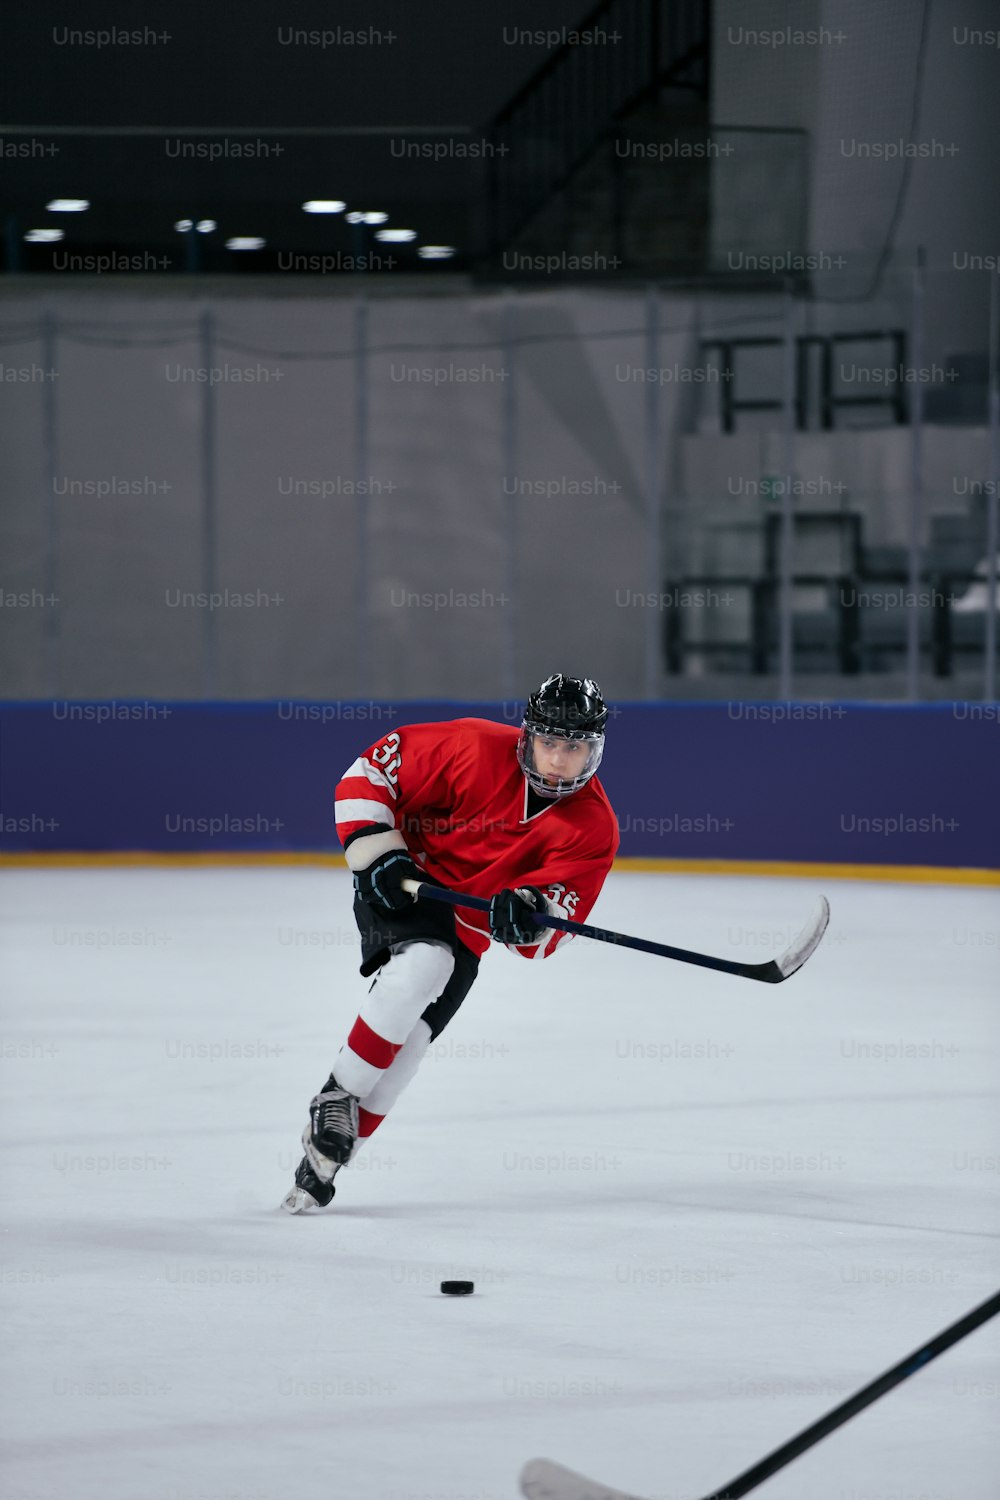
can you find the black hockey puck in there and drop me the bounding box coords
[440,1280,474,1296]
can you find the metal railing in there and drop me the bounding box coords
[701,331,909,432]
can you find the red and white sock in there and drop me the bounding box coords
[333,940,453,1100]
[352,1018,433,1149]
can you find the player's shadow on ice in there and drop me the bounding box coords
[264,1203,406,1219]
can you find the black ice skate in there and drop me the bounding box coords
[281,1153,340,1215]
[280,1074,359,1214]
[303,1074,359,1176]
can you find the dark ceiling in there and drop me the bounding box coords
[0,0,592,273]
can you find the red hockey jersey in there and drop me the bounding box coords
[334,717,619,959]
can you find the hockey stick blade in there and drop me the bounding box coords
[769,894,830,981]
[400,881,830,985]
[520,1458,640,1500]
[518,1289,1000,1500]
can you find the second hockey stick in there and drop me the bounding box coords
[519,1288,1000,1500]
[400,879,830,984]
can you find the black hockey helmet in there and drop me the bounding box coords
[517,674,607,797]
[525,674,608,738]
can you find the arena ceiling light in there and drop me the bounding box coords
[24,228,64,242]
[195,220,216,233]
[174,219,193,232]
[46,198,89,212]
[302,200,346,214]
[418,245,456,260]
[362,212,389,224]
[375,229,417,243]
[225,237,266,250]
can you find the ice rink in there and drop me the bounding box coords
[2,866,998,1500]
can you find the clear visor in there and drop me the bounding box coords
[516,726,604,798]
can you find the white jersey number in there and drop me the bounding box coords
[370,732,402,787]
[544,882,580,917]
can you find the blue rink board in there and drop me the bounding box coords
[0,700,996,868]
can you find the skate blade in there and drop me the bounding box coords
[281,1186,323,1215]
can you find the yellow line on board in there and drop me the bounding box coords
[0,850,347,868]
[0,851,997,885]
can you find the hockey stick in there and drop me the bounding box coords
[518,1289,1000,1500]
[400,879,830,984]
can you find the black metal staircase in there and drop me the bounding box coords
[484,0,710,265]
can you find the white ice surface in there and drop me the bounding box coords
[1,869,998,1500]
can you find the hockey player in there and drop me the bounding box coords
[282,673,619,1213]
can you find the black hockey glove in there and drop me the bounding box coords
[353,847,422,912]
[489,885,547,945]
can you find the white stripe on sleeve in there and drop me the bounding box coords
[342,756,398,799]
[334,798,395,828]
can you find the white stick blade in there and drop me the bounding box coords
[776,894,830,978]
[520,1458,647,1500]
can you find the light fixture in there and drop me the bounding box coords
[362,212,389,225]
[174,219,194,232]
[24,228,64,243]
[302,200,346,214]
[46,198,89,212]
[345,211,364,224]
[225,237,266,250]
[195,219,216,233]
[418,245,456,260]
[375,229,417,243]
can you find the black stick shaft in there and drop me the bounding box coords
[704,1290,1000,1499]
[406,881,776,980]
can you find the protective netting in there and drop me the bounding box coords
[0,262,995,703]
